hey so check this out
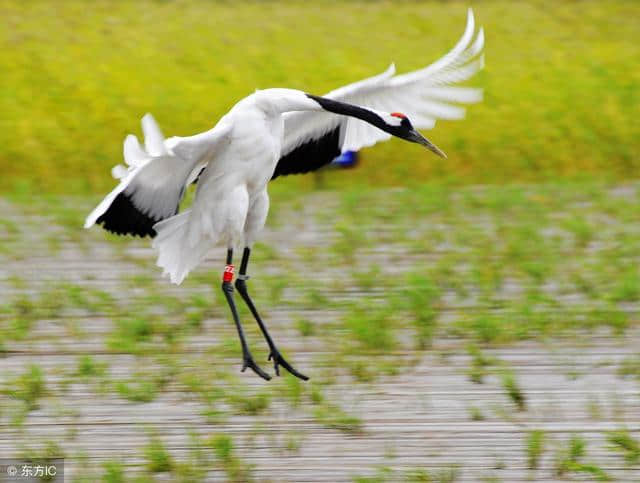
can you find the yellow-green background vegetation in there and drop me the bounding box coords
[1,0,638,194]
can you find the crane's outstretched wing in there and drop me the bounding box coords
[84,114,231,237]
[273,8,484,179]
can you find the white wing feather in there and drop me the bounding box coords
[84,114,231,229]
[142,114,168,156]
[282,7,484,157]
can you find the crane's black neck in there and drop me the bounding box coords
[306,94,402,136]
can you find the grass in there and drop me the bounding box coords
[210,434,254,482]
[353,466,393,483]
[280,374,304,408]
[342,304,396,354]
[402,466,460,483]
[394,272,441,349]
[143,434,173,473]
[173,431,213,482]
[501,370,526,411]
[352,265,382,292]
[5,297,38,340]
[617,354,640,381]
[101,460,125,483]
[19,440,65,469]
[107,316,158,354]
[607,429,640,466]
[1,282,118,342]
[4,364,46,411]
[295,317,315,337]
[466,345,497,384]
[1,1,639,194]
[525,430,545,470]
[313,402,364,434]
[609,267,640,302]
[554,435,611,481]
[404,469,432,482]
[76,355,108,379]
[115,378,160,403]
[227,388,271,416]
[468,406,485,422]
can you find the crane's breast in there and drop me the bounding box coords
[206,112,282,194]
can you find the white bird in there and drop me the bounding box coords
[85,8,484,380]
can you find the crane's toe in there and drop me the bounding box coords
[241,354,272,381]
[269,350,309,381]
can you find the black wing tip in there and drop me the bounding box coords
[95,191,158,238]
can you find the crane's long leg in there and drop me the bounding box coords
[221,248,271,381]
[235,247,309,381]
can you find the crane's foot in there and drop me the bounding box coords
[269,350,309,381]
[241,352,272,381]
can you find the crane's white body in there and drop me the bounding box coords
[85,9,484,285]
[153,90,322,284]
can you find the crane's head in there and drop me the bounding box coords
[304,94,447,158]
[384,112,447,158]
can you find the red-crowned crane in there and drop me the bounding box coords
[85,8,484,380]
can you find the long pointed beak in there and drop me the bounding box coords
[408,129,447,158]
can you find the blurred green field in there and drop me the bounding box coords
[1,0,639,194]
[1,180,640,480]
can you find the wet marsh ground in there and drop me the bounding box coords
[1,180,639,482]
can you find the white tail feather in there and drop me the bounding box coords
[152,211,212,285]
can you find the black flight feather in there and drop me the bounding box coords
[95,190,164,238]
[272,93,409,180]
[271,126,341,179]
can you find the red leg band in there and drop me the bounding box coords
[223,264,234,282]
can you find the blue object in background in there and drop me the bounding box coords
[331,150,359,168]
